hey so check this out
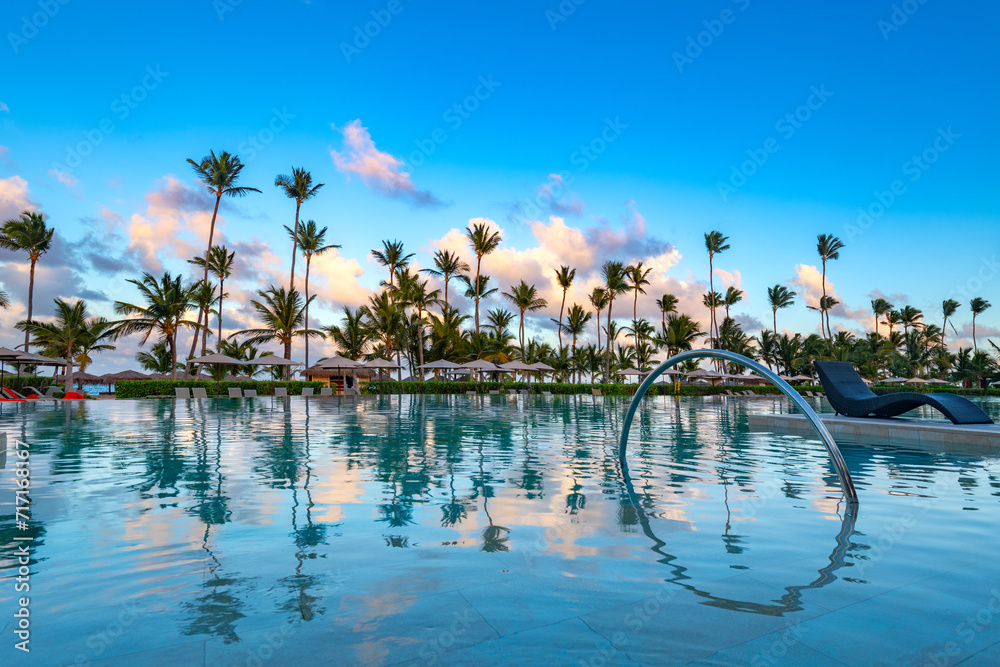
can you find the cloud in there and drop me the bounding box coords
[508,173,587,222]
[0,146,14,169]
[790,264,872,333]
[48,168,83,198]
[584,201,670,260]
[330,119,444,209]
[0,102,8,113]
[0,175,38,219]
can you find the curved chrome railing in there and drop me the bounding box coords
[619,349,858,505]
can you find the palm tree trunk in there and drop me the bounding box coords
[171,330,179,380]
[285,338,292,380]
[474,256,482,334]
[218,277,224,352]
[973,315,978,352]
[595,309,602,364]
[201,306,209,355]
[773,308,778,335]
[417,307,425,371]
[708,254,715,343]
[605,298,614,381]
[289,200,302,292]
[304,255,312,370]
[820,259,828,340]
[519,312,525,357]
[65,352,74,391]
[558,290,567,348]
[187,193,222,372]
[874,310,879,336]
[444,276,450,311]
[24,259,35,353]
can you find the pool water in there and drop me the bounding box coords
[1,395,999,666]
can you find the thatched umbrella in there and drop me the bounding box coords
[100,369,150,392]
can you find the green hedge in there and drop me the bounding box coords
[363,381,791,397]
[115,379,326,399]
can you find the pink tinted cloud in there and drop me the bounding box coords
[791,264,872,333]
[48,168,82,198]
[0,175,38,219]
[330,119,444,208]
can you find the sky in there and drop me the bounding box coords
[1,0,999,372]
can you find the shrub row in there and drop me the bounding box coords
[115,379,326,399]
[363,381,790,397]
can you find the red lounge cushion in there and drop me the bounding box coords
[63,391,86,399]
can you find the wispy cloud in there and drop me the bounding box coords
[330,119,445,209]
[48,168,83,198]
[0,102,8,113]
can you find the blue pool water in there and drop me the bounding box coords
[1,395,999,665]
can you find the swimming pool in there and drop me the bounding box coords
[2,395,999,665]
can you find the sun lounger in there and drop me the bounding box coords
[466,390,477,395]
[488,389,500,394]
[3,387,29,400]
[274,387,288,398]
[175,387,191,399]
[518,389,530,395]
[244,389,257,398]
[541,390,552,396]
[228,388,243,398]
[300,387,315,397]
[22,386,47,398]
[192,388,208,399]
[320,388,333,397]
[815,361,993,424]
[43,386,62,398]
[344,387,358,396]
[591,388,602,396]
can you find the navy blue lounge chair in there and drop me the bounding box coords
[814,361,993,425]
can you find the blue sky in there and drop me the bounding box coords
[1,0,998,369]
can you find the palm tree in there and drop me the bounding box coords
[236,286,321,379]
[459,274,497,312]
[589,287,609,358]
[0,211,54,353]
[188,245,236,353]
[362,291,406,381]
[723,286,743,320]
[422,249,470,310]
[274,167,324,291]
[655,314,703,357]
[655,294,678,330]
[625,262,652,324]
[816,234,844,341]
[502,281,547,357]
[371,239,413,293]
[113,273,199,380]
[562,304,592,383]
[190,280,217,356]
[767,285,795,333]
[135,341,178,374]
[286,221,339,368]
[898,305,924,335]
[323,307,370,360]
[882,308,901,335]
[17,299,115,389]
[871,298,893,336]
[970,297,991,352]
[399,276,440,371]
[553,265,576,348]
[704,231,730,342]
[601,261,629,379]
[186,152,259,356]
[702,291,723,343]
[465,222,502,333]
[941,298,960,347]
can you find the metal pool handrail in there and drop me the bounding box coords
[619,349,858,505]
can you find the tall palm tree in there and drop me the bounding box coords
[186,152,259,358]
[871,298,893,336]
[723,286,743,320]
[702,291,723,343]
[17,299,115,390]
[236,286,321,380]
[459,274,497,313]
[704,230,730,342]
[601,261,628,378]
[655,294,678,330]
[898,305,924,335]
[1,211,54,353]
[941,298,960,347]
[465,222,502,333]
[655,314,704,357]
[274,167,324,291]
[970,297,991,352]
[135,341,177,374]
[552,265,576,348]
[113,273,200,379]
[625,262,653,325]
[286,221,339,368]
[562,304,592,383]
[766,284,795,333]
[422,249,469,310]
[323,306,370,360]
[816,234,844,341]
[502,281,547,358]
[399,276,440,371]
[190,245,236,352]
[371,239,413,293]
[362,291,406,381]
[589,287,609,359]
[190,280,217,356]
